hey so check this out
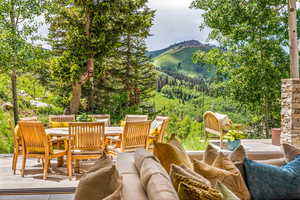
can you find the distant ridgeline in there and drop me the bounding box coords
[148,40,216,96]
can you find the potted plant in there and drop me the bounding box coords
[224,128,246,151]
[76,113,95,122]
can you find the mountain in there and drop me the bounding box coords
[148,40,216,78]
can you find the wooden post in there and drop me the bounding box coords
[288,0,299,78]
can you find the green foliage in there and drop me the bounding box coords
[0,110,12,153]
[191,0,290,137]
[152,45,214,78]
[224,130,246,142]
[76,113,94,122]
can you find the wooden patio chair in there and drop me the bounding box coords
[18,121,67,180]
[67,122,106,179]
[10,117,38,174]
[148,116,169,147]
[108,121,151,154]
[20,116,38,121]
[88,114,111,126]
[125,114,148,122]
[203,111,231,148]
[49,115,75,128]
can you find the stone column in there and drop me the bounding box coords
[281,78,300,147]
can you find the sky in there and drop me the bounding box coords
[146,0,210,51]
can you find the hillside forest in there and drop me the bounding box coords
[0,0,297,153]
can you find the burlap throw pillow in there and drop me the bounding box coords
[282,143,300,162]
[74,165,122,200]
[87,153,113,173]
[230,145,247,163]
[169,164,211,189]
[154,142,193,173]
[168,134,185,152]
[203,144,219,165]
[193,152,251,200]
[216,182,239,200]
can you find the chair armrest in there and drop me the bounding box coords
[50,136,68,143]
[148,135,158,139]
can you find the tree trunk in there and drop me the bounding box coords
[69,82,82,114]
[11,69,19,125]
[288,0,299,78]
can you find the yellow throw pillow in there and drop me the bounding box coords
[169,164,211,190]
[153,142,193,173]
[120,120,126,127]
[50,122,69,128]
[176,175,223,200]
[193,152,251,200]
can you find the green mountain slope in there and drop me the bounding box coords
[149,40,215,78]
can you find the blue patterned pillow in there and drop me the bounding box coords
[244,155,300,200]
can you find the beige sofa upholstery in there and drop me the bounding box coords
[116,152,148,200]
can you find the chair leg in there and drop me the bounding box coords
[67,153,72,180]
[43,159,49,180]
[12,153,18,175]
[75,160,80,173]
[21,155,26,177]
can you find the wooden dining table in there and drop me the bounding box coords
[45,126,124,167]
[45,126,124,137]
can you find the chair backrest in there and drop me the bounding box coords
[49,115,75,122]
[18,121,49,154]
[121,120,151,152]
[203,111,223,135]
[68,122,106,151]
[88,114,111,126]
[20,116,38,121]
[125,115,148,122]
[8,119,21,149]
[155,116,169,143]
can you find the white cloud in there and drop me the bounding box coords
[146,0,211,51]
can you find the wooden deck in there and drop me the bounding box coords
[0,155,99,194]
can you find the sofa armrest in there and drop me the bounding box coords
[255,158,286,166]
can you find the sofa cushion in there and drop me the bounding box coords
[121,173,148,200]
[216,182,239,200]
[134,148,160,172]
[244,156,300,200]
[193,152,251,200]
[147,173,180,200]
[169,164,211,188]
[116,152,137,174]
[282,143,300,162]
[139,153,179,200]
[74,165,122,200]
[139,154,170,187]
[176,174,223,200]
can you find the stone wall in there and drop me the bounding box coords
[281,78,300,147]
